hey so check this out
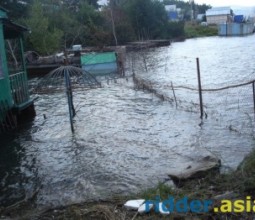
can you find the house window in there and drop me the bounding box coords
[5,39,25,75]
[0,55,3,78]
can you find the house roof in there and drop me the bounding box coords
[0,6,8,19]
[1,18,29,39]
[206,7,231,16]
[0,6,8,12]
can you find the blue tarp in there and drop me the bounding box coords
[168,11,178,20]
[234,15,244,23]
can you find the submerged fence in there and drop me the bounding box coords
[131,54,255,136]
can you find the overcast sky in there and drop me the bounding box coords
[193,0,255,7]
[98,0,255,7]
[98,0,255,16]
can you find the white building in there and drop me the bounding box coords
[165,4,182,21]
[206,7,232,25]
[165,5,176,12]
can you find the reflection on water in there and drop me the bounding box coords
[1,36,255,208]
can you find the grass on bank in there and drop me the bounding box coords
[184,22,218,38]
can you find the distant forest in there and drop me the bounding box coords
[1,0,211,55]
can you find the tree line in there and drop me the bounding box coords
[0,0,210,55]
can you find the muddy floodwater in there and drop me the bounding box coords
[1,35,255,209]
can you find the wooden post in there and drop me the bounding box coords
[252,82,255,121]
[171,81,177,108]
[196,58,203,119]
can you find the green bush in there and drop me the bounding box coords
[185,25,218,38]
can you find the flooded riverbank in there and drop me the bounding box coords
[1,35,255,209]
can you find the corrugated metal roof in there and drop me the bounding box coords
[206,7,231,16]
[209,6,231,11]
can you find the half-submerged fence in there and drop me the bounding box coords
[131,55,255,136]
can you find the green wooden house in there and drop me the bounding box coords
[0,7,34,132]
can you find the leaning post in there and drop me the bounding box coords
[252,81,255,121]
[196,58,204,119]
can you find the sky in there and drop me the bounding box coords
[192,0,255,7]
[98,0,255,7]
[98,0,255,16]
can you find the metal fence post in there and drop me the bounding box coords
[64,69,74,133]
[196,58,204,119]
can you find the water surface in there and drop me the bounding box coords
[1,35,255,208]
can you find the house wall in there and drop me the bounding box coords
[0,8,35,129]
[0,23,14,122]
[207,15,229,25]
[0,23,13,108]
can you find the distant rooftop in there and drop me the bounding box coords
[206,6,232,16]
[208,6,231,11]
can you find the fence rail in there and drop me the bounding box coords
[9,71,29,106]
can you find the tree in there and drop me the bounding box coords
[47,7,82,48]
[23,0,63,55]
[197,3,211,14]
[125,0,169,40]
[166,21,184,38]
[109,0,118,45]
[75,1,109,46]
[101,2,135,45]
[44,0,110,47]
[0,0,32,20]
[61,0,99,11]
